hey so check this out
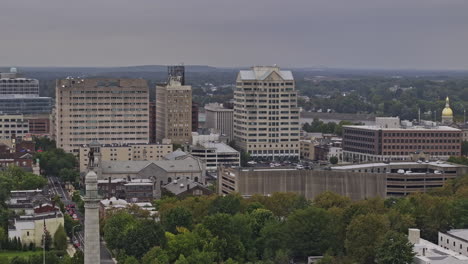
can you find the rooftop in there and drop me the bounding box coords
[414,238,468,263]
[101,156,203,174]
[198,142,238,154]
[239,66,293,81]
[163,178,206,195]
[344,125,460,131]
[446,229,468,242]
[331,161,465,170]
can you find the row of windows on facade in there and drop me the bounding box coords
[234,93,297,98]
[71,120,148,123]
[238,82,294,86]
[70,97,148,100]
[68,108,148,112]
[68,137,148,142]
[69,114,148,118]
[0,130,28,134]
[69,90,147,94]
[383,132,460,137]
[440,236,468,253]
[69,132,148,135]
[383,151,459,156]
[249,149,300,154]
[0,124,28,128]
[68,126,148,129]
[71,102,147,106]
[246,138,300,143]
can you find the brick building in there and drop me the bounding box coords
[343,117,462,162]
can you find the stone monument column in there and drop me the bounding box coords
[84,170,100,264]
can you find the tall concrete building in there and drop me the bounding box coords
[155,75,192,145]
[233,66,300,159]
[84,170,100,264]
[205,103,234,141]
[0,68,52,114]
[55,78,150,153]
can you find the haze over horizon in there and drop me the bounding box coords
[1,0,468,70]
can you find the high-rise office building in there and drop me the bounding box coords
[55,78,150,153]
[233,66,300,159]
[205,103,234,141]
[0,68,52,114]
[155,69,192,145]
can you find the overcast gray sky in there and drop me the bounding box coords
[1,0,468,70]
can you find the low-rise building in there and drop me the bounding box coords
[7,189,64,247]
[0,114,29,140]
[162,178,213,198]
[343,117,462,162]
[409,228,468,264]
[124,180,154,202]
[79,141,173,172]
[300,140,317,161]
[96,155,206,199]
[218,161,468,199]
[190,142,240,171]
[439,229,468,256]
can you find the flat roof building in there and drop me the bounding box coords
[79,141,173,172]
[55,78,150,154]
[190,142,240,171]
[155,73,192,145]
[219,161,467,199]
[205,103,234,141]
[234,66,300,159]
[343,117,462,162]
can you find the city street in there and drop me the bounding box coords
[48,176,115,263]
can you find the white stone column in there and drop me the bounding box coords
[84,171,100,264]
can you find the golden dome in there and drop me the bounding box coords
[442,107,453,117]
[442,96,453,117]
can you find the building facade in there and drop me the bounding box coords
[192,101,199,132]
[0,69,39,96]
[439,230,468,256]
[218,161,467,199]
[205,103,234,141]
[0,114,29,140]
[79,142,173,172]
[155,78,192,144]
[343,117,462,162]
[190,142,240,171]
[0,68,52,115]
[233,66,300,159]
[55,78,150,153]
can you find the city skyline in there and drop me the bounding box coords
[1,0,468,70]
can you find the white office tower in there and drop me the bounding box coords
[84,170,100,264]
[234,66,300,159]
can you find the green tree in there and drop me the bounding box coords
[285,206,334,258]
[375,231,415,264]
[329,156,338,165]
[53,224,67,250]
[313,191,351,210]
[345,213,390,264]
[162,207,193,233]
[42,230,52,251]
[33,136,56,152]
[103,211,137,250]
[123,256,140,264]
[142,247,170,264]
[122,220,166,259]
[59,168,79,184]
[209,194,242,215]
